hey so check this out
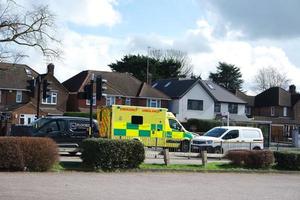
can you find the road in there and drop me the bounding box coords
[0,172,299,200]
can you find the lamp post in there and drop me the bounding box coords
[89,73,95,137]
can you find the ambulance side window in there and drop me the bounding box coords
[169,119,182,131]
[132,115,143,125]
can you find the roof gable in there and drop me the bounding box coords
[255,87,291,107]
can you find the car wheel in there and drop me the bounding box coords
[252,146,261,150]
[180,140,190,152]
[214,146,223,154]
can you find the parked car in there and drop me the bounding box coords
[11,116,99,154]
[191,126,264,153]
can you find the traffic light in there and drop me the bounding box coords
[42,79,50,99]
[96,75,107,100]
[26,79,35,97]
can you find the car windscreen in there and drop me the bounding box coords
[203,128,228,138]
[30,118,52,132]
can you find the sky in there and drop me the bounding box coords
[12,0,300,95]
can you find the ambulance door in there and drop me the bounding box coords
[151,117,165,147]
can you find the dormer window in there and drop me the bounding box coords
[16,91,22,103]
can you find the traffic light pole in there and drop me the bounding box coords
[89,79,94,137]
[36,76,41,119]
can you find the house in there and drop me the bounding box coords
[232,90,255,118]
[0,63,68,135]
[62,70,170,112]
[253,86,300,142]
[152,78,248,122]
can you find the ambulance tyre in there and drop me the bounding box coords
[180,140,190,152]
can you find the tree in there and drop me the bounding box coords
[209,62,243,90]
[109,50,193,83]
[254,66,290,91]
[0,0,60,62]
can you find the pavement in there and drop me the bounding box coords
[0,172,299,200]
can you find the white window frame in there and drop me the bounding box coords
[16,90,22,103]
[147,99,161,108]
[106,96,116,106]
[86,94,96,106]
[42,92,58,105]
[283,107,287,117]
[271,106,275,116]
[125,98,131,105]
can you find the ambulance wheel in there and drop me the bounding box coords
[180,140,190,152]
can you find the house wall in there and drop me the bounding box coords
[0,90,30,106]
[293,101,300,123]
[253,106,290,117]
[176,83,214,121]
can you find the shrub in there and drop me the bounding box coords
[185,119,222,133]
[274,151,300,170]
[64,112,96,119]
[81,138,145,170]
[227,149,274,169]
[0,137,58,172]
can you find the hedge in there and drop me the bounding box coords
[0,137,59,171]
[184,118,222,133]
[64,112,96,119]
[81,138,145,170]
[274,151,300,170]
[227,150,274,169]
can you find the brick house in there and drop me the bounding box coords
[62,70,170,112]
[0,63,68,135]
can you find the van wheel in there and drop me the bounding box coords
[180,140,190,152]
[214,146,223,154]
[253,146,261,150]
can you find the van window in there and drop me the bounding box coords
[169,119,182,131]
[242,130,261,139]
[132,116,143,125]
[222,130,239,140]
[40,121,59,133]
[57,120,66,131]
[204,128,227,138]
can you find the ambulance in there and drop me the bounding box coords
[96,105,194,151]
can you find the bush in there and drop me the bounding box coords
[274,151,300,170]
[185,119,222,133]
[64,112,96,119]
[227,150,274,169]
[81,138,145,170]
[0,137,58,171]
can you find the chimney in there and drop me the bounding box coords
[47,63,54,75]
[289,84,296,94]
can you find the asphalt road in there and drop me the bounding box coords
[0,172,299,200]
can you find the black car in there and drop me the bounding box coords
[11,116,99,154]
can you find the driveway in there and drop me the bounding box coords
[0,172,299,200]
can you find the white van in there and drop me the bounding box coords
[191,126,264,153]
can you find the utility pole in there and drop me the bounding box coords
[36,76,41,119]
[146,46,150,84]
[89,73,95,137]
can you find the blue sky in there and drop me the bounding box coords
[13,0,300,94]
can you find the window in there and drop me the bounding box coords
[86,94,96,106]
[271,106,275,116]
[187,99,203,110]
[228,103,238,114]
[42,92,58,105]
[131,116,143,125]
[125,98,131,105]
[20,114,25,125]
[204,128,228,138]
[245,106,251,115]
[168,119,182,131]
[214,102,221,113]
[16,91,22,103]
[147,99,161,108]
[40,121,59,133]
[222,130,239,140]
[106,96,116,106]
[283,107,287,117]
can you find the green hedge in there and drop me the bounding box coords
[81,138,145,170]
[274,151,300,170]
[184,118,222,133]
[227,150,274,169]
[0,137,59,171]
[64,112,96,119]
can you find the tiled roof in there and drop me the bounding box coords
[255,87,291,107]
[0,62,39,90]
[152,78,246,104]
[63,70,170,99]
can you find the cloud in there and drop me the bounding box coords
[205,0,300,39]
[49,0,121,27]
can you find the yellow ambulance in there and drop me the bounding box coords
[96,105,194,151]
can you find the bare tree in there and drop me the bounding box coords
[254,66,290,91]
[149,48,193,77]
[0,0,61,62]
